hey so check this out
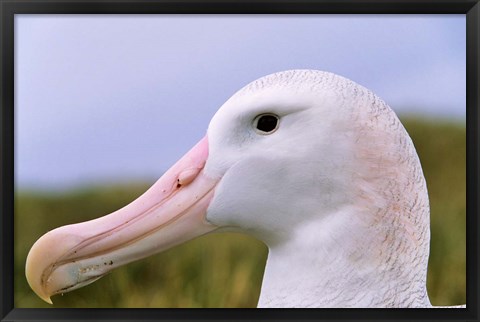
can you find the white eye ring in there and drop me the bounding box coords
[253,113,280,135]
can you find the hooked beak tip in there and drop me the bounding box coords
[43,296,53,305]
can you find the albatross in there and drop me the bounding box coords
[26,70,465,308]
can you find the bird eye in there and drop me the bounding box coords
[253,114,279,134]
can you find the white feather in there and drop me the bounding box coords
[203,70,464,308]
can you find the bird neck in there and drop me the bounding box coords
[257,206,432,308]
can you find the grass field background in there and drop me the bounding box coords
[14,116,466,308]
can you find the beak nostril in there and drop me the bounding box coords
[177,167,202,187]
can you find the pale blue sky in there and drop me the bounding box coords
[15,15,466,190]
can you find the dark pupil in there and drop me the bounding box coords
[257,115,278,132]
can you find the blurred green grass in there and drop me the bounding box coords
[14,116,466,308]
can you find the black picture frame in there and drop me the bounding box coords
[1,1,478,321]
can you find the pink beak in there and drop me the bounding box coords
[25,136,219,304]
